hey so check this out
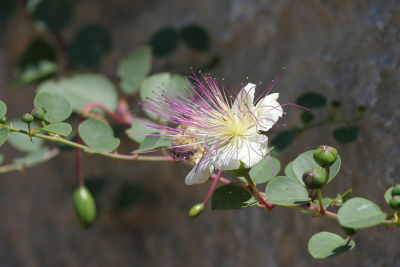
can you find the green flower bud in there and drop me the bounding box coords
[389,195,400,210]
[73,186,96,228]
[300,111,314,124]
[31,108,45,121]
[341,226,357,236]
[391,184,400,197]
[302,168,326,190]
[188,203,204,218]
[21,113,34,124]
[0,116,7,124]
[313,145,338,168]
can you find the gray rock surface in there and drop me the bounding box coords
[1,0,400,266]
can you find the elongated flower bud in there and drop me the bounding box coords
[188,203,204,218]
[73,187,96,228]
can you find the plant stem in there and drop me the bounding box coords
[202,170,222,205]
[243,173,274,210]
[317,189,325,214]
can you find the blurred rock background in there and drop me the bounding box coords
[1,0,400,266]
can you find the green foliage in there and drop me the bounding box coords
[296,92,327,109]
[78,119,120,153]
[0,0,16,23]
[69,24,112,68]
[180,25,210,52]
[13,147,50,165]
[38,122,72,136]
[0,100,7,117]
[34,92,72,123]
[212,185,257,210]
[150,27,178,57]
[290,150,341,185]
[0,127,10,148]
[265,176,310,206]
[31,0,73,32]
[270,129,298,156]
[313,197,331,209]
[126,118,162,144]
[308,232,355,259]
[117,46,152,94]
[338,197,386,229]
[8,120,44,152]
[132,134,171,153]
[333,126,359,144]
[73,186,96,229]
[38,74,118,111]
[114,183,143,210]
[237,157,280,184]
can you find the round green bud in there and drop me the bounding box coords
[391,184,400,197]
[341,226,357,236]
[73,186,96,228]
[330,100,341,108]
[188,203,204,218]
[0,116,7,124]
[31,108,45,121]
[302,168,326,190]
[21,113,34,124]
[300,111,314,124]
[313,145,338,168]
[389,195,400,210]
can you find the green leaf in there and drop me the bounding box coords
[8,120,43,152]
[114,183,143,210]
[13,147,50,165]
[308,232,355,259]
[338,197,387,228]
[117,46,152,94]
[284,161,296,179]
[0,100,6,117]
[333,126,359,144]
[126,118,161,144]
[0,126,10,148]
[384,186,393,204]
[139,72,188,122]
[0,0,16,23]
[238,157,280,184]
[34,92,72,123]
[17,38,57,85]
[132,134,171,153]
[291,150,341,185]
[37,74,118,112]
[31,0,73,32]
[296,92,327,109]
[180,24,210,52]
[39,122,72,136]
[211,185,257,210]
[78,119,120,153]
[270,129,299,157]
[150,27,178,57]
[69,24,112,68]
[265,176,310,206]
[314,197,331,209]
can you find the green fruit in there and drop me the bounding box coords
[31,108,45,121]
[341,226,357,236]
[21,113,34,123]
[302,168,326,190]
[389,195,400,210]
[0,116,7,124]
[73,186,96,228]
[313,145,338,168]
[391,184,400,196]
[188,203,204,218]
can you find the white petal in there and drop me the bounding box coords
[238,134,269,168]
[231,83,256,114]
[212,142,241,170]
[255,93,283,131]
[185,162,214,185]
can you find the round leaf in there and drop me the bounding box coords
[296,92,327,109]
[338,197,387,228]
[117,46,152,94]
[69,24,112,68]
[180,24,210,52]
[8,120,43,152]
[284,161,296,179]
[84,138,120,153]
[39,122,72,136]
[238,157,281,184]
[0,100,6,117]
[126,118,161,144]
[34,92,72,123]
[308,232,355,259]
[212,185,257,210]
[291,150,341,185]
[333,126,359,144]
[37,74,118,112]
[265,176,310,206]
[150,27,178,57]
[78,119,119,152]
[0,126,10,148]
[132,134,171,153]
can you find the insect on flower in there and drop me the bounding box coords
[137,72,287,185]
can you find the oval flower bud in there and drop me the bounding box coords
[188,203,204,218]
[31,108,45,121]
[313,145,338,168]
[0,116,7,124]
[302,168,326,190]
[389,195,400,210]
[73,186,96,228]
[21,113,34,124]
[391,184,400,197]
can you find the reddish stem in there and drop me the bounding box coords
[81,102,132,127]
[76,134,84,187]
[202,170,223,205]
